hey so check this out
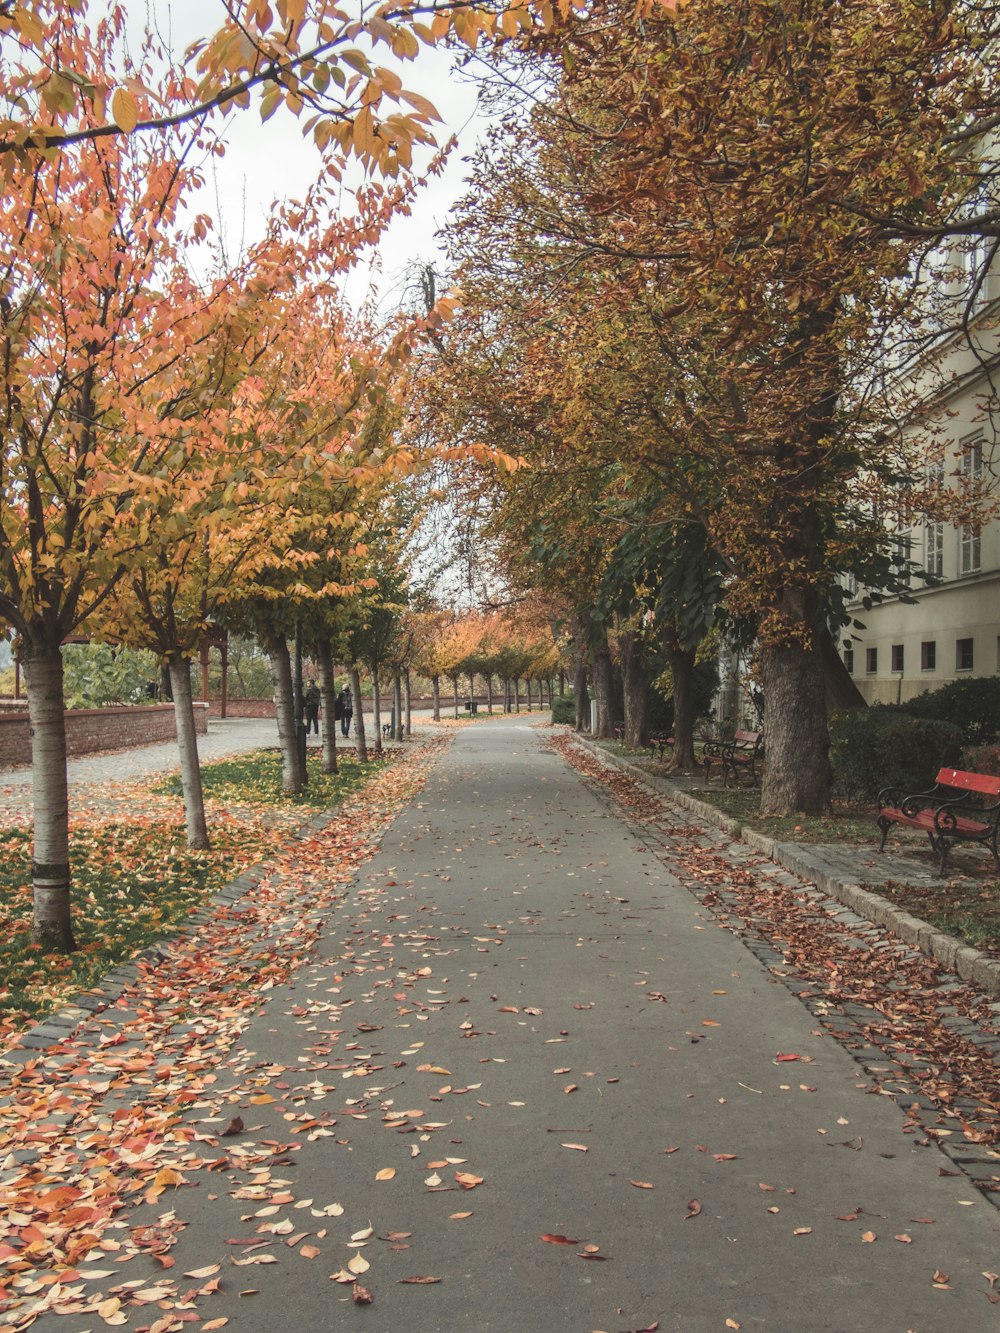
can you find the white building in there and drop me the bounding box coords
[844,238,999,705]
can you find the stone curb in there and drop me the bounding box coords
[580,739,1000,1000]
[7,815,337,1056]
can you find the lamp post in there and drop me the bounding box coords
[294,620,308,788]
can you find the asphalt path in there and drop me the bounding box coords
[26,716,1000,1331]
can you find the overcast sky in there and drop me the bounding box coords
[146,3,491,313]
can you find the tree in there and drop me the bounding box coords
[436,0,999,812]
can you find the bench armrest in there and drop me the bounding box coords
[933,792,1000,833]
[877,783,938,812]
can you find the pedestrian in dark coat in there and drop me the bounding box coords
[304,679,321,735]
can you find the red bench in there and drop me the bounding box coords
[702,729,763,786]
[877,767,1000,874]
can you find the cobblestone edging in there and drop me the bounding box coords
[583,741,1000,1000]
[8,808,338,1056]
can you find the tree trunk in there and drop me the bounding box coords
[452,677,460,718]
[371,664,383,753]
[620,631,650,752]
[590,627,615,739]
[514,678,520,713]
[468,672,475,706]
[318,640,338,774]
[167,653,210,849]
[818,626,867,714]
[666,643,699,773]
[23,640,75,951]
[571,621,589,731]
[432,673,441,722]
[485,673,493,715]
[525,678,532,712]
[558,669,565,697]
[268,635,301,794]
[759,636,833,815]
[393,670,403,741]
[349,664,368,762]
[404,669,412,736]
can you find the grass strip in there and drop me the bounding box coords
[0,748,388,1039]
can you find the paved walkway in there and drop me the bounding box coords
[14,716,1000,1331]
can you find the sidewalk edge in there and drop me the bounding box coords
[577,738,1000,1000]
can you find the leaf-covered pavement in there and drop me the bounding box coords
[4,719,1000,1331]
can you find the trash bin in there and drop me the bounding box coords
[464,700,478,715]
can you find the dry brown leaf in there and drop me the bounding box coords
[541,1234,579,1245]
[561,1143,589,1152]
[352,1283,374,1304]
[455,1172,483,1189]
[685,1199,702,1219]
[400,1275,442,1284]
[631,1181,654,1190]
[375,1168,396,1181]
[449,1212,473,1220]
[861,1231,877,1243]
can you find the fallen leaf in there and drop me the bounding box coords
[685,1199,702,1218]
[861,1231,877,1243]
[352,1283,374,1304]
[541,1234,579,1245]
[561,1143,589,1152]
[376,1168,396,1181]
[455,1172,483,1189]
[449,1212,473,1220]
[221,1117,244,1137]
[631,1181,654,1190]
[793,1227,812,1236]
[400,1275,442,1284]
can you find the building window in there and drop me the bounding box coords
[925,458,945,578]
[844,645,854,674]
[866,647,878,674]
[891,644,904,672]
[956,638,974,671]
[925,521,944,577]
[921,641,936,671]
[960,524,982,574]
[959,434,983,575]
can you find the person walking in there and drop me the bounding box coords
[304,679,321,736]
[339,686,353,738]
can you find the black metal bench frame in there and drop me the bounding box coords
[877,767,1000,874]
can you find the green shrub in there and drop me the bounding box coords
[551,694,576,725]
[960,743,1000,778]
[830,706,963,801]
[902,677,1000,745]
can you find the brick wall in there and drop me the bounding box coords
[0,703,208,770]
[208,698,276,718]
